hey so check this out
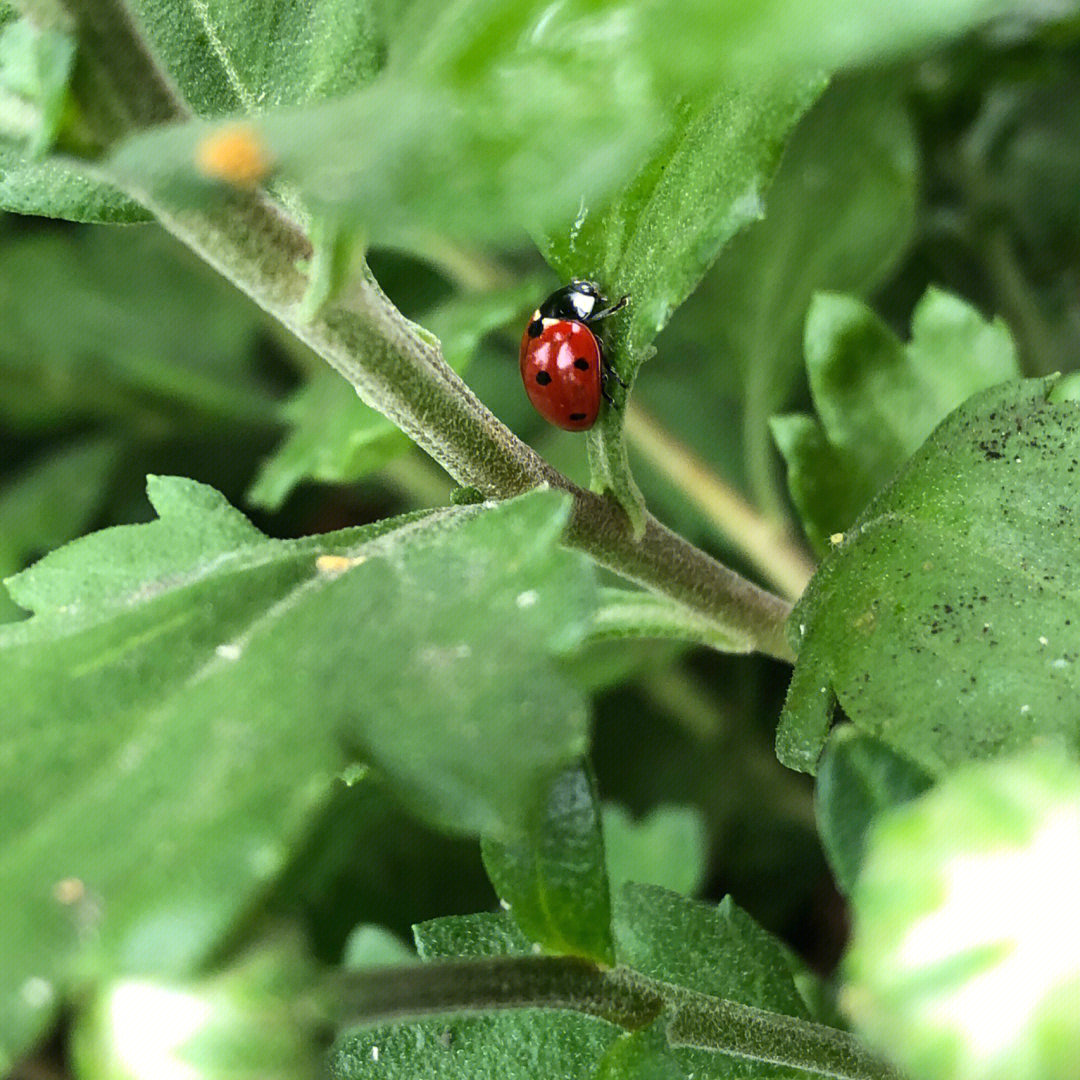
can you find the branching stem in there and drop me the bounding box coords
[336,957,901,1080]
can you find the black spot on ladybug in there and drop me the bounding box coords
[569,412,587,422]
[574,357,590,370]
[535,370,552,385]
[527,319,544,338]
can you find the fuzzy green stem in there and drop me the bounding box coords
[338,956,661,1032]
[587,587,754,654]
[335,958,900,1080]
[659,980,902,1080]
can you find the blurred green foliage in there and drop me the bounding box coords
[3,1,1080,1079]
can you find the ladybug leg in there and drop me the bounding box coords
[598,339,627,409]
[604,358,628,389]
[591,293,630,321]
[598,338,628,389]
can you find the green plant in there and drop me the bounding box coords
[2,2,1079,1079]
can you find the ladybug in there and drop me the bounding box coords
[519,280,629,431]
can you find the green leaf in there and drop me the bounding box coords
[413,911,532,962]
[615,884,809,1016]
[778,378,1080,776]
[0,436,120,598]
[602,804,708,898]
[692,75,918,518]
[842,747,1080,1080]
[248,277,541,510]
[815,727,933,896]
[594,1021,689,1080]
[127,0,384,117]
[331,1009,619,1080]
[0,144,148,220]
[540,77,823,531]
[641,0,1054,86]
[541,78,824,372]
[0,17,75,154]
[342,925,416,970]
[613,883,810,1079]
[6,475,263,612]
[333,911,619,1080]
[0,481,596,1062]
[0,226,270,431]
[773,288,1020,555]
[107,1,670,251]
[481,763,614,965]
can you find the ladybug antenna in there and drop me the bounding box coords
[593,293,630,321]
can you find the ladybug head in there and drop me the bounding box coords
[539,280,604,322]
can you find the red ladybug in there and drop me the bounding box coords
[519,280,629,431]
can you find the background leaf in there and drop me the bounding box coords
[0,226,271,432]
[602,803,708,898]
[0,17,76,154]
[772,287,1019,554]
[481,763,614,965]
[660,76,918,524]
[779,378,1080,775]
[268,778,493,962]
[814,727,933,896]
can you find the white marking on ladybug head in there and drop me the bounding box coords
[570,290,597,320]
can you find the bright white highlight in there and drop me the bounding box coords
[108,981,213,1080]
[897,807,1080,1061]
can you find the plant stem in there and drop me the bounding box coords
[587,587,754,654]
[337,956,662,1032]
[335,957,901,1080]
[952,139,1058,376]
[980,225,1058,376]
[658,979,902,1080]
[44,0,795,662]
[625,404,815,600]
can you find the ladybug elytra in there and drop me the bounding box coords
[519,280,629,431]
